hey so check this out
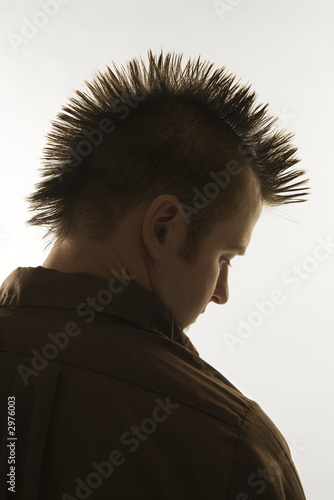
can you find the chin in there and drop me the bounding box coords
[184,316,199,330]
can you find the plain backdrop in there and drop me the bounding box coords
[1,0,334,498]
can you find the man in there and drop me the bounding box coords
[0,50,309,499]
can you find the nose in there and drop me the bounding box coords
[210,266,229,305]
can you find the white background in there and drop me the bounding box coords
[1,1,334,498]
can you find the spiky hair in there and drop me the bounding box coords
[26,49,309,249]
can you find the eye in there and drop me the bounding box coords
[219,258,232,269]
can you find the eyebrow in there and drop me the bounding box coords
[224,245,247,256]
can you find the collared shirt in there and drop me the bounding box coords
[0,266,306,499]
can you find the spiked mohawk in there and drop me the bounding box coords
[26,49,309,250]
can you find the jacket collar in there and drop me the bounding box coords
[0,266,199,354]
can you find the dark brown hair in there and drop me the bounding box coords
[25,49,309,257]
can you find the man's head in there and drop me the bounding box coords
[137,167,263,329]
[27,50,309,329]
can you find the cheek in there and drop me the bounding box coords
[201,263,221,296]
[207,260,221,282]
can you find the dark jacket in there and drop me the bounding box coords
[0,266,306,499]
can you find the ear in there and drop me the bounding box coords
[141,194,186,262]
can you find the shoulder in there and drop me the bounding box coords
[228,401,306,499]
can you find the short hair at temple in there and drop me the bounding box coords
[25,49,310,259]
